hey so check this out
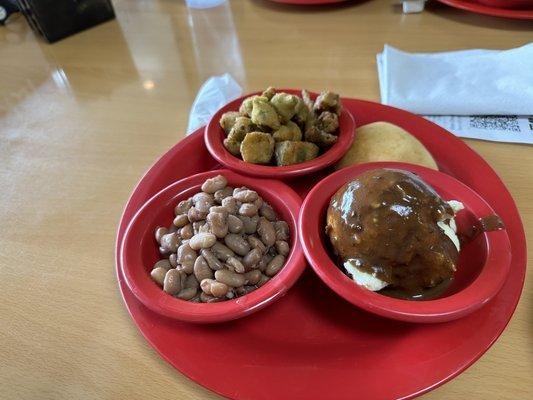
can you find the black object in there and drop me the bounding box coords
[0,0,20,24]
[17,0,115,42]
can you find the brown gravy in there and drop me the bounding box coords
[379,277,453,301]
[461,214,505,243]
[326,169,459,298]
[479,215,505,232]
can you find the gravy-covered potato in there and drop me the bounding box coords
[241,132,275,164]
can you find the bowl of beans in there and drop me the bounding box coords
[120,170,305,323]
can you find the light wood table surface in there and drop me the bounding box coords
[1,0,531,398]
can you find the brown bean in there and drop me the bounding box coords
[239,203,258,217]
[244,269,262,285]
[159,246,169,256]
[214,269,246,287]
[259,203,277,221]
[201,249,224,270]
[184,274,200,289]
[190,295,201,303]
[210,242,235,261]
[176,287,197,300]
[200,292,224,303]
[275,240,290,256]
[238,215,259,234]
[188,206,207,222]
[202,175,228,193]
[174,199,192,215]
[227,214,244,233]
[266,254,285,277]
[189,232,217,250]
[150,267,167,287]
[153,259,171,271]
[172,214,189,228]
[209,206,229,216]
[214,186,234,203]
[235,285,257,296]
[224,234,251,256]
[194,255,214,281]
[274,221,290,241]
[180,224,194,239]
[258,217,276,247]
[200,279,229,298]
[192,192,214,213]
[168,223,179,234]
[192,221,206,234]
[200,223,211,233]
[257,254,273,272]
[177,243,197,272]
[248,235,267,253]
[226,256,246,273]
[257,274,270,287]
[233,188,258,202]
[221,196,238,214]
[169,253,178,267]
[163,269,182,295]
[242,248,262,269]
[155,227,168,243]
[206,212,228,239]
[160,233,179,252]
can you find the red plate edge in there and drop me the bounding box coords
[115,99,527,400]
[437,0,533,19]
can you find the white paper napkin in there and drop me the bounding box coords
[377,44,533,116]
[187,73,243,134]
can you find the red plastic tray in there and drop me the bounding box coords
[437,0,533,19]
[115,99,526,400]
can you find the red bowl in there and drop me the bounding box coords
[120,169,305,323]
[299,162,512,323]
[204,89,356,179]
[476,0,533,9]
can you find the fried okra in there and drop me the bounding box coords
[273,121,302,142]
[275,141,319,166]
[305,126,338,148]
[240,132,275,164]
[251,97,280,130]
[219,111,241,135]
[239,95,268,117]
[219,87,342,166]
[292,97,309,128]
[314,91,341,115]
[228,117,256,142]
[316,111,339,134]
[223,137,242,156]
[261,87,276,100]
[270,93,299,123]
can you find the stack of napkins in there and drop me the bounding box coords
[377,44,533,144]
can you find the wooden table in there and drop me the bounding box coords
[1,0,531,398]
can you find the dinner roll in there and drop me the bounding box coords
[335,121,438,170]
